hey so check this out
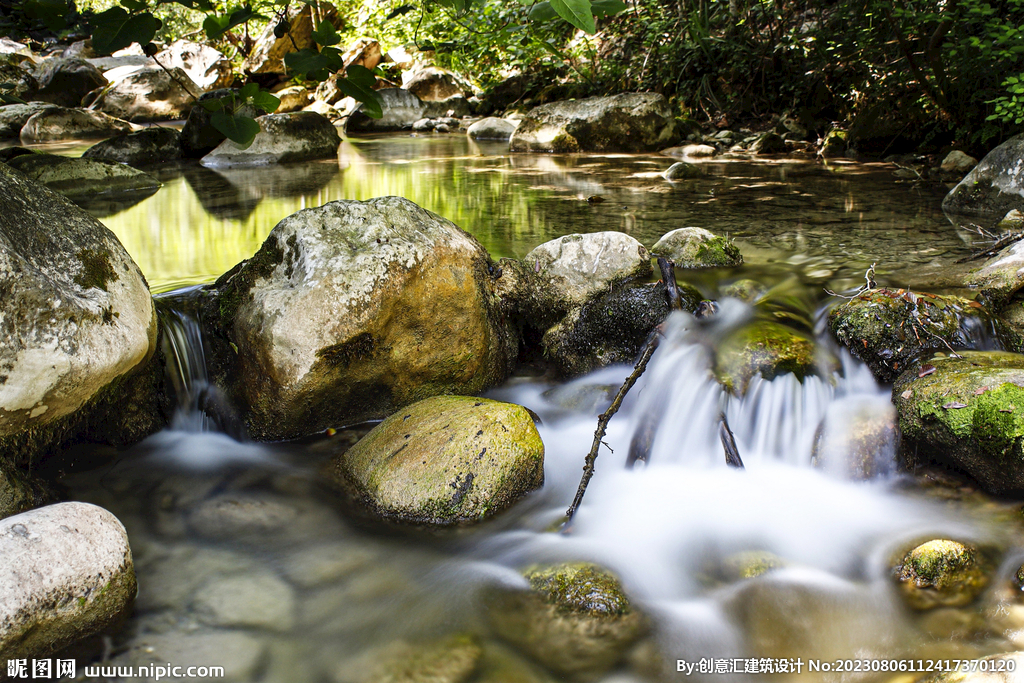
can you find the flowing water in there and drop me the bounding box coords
[34,135,1024,681]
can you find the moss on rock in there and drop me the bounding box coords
[652,227,742,269]
[714,321,825,396]
[894,539,989,610]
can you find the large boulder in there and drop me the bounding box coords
[486,563,647,680]
[893,350,1024,494]
[19,106,132,142]
[0,163,159,461]
[0,502,136,660]
[32,57,107,107]
[154,40,232,91]
[242,2,343,75]
[0,103,57,139]
[201,111,340,167]
[827,288,1006,383]
[509,93,680,153]
[652,227,742,268]
[91,66,202,122]
[944,134,1024,217]
[403,66,466,101]
[329,396,544,526]
[345,88,426,133]
[82,126,183,167]
[206,196,518,439]
[5,152,161,202]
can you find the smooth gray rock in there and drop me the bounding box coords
[5,153,161,201]
[0,103,57,138]
[944,134,1024,216]
[82,126,182,166]
[201,111,340,167]
[509,92,679,153]
[467,117,517,141]
[32,57,107,107]
[662,143,716,158]
[0,502,136,660]
[422,94,472,119]
[92,66,203,122]
[345,87,426,133]
[962,239,1024,304]
[109,630,267,683]
[19,106,132,142]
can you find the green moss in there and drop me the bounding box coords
[721,551,786,580]
[895,539,988,609]
[524,563,631,617]
[73,248,119,292]
[694,238,742,267]
[714,321,819,395]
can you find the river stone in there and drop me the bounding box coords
[942,150,979,175]
[487,563,647,680]
[186,493,299,539]
[346,87,427,133]
[109,630,268,683]
[819,129,847,158]
[0,103,57,138]
[893,350,1024,494]
[32,57,107,107]
[714,321,823,396]
[155,40,232,91]
[91,66,202,122]
[330,396,543,526]
[719,551,788,582]
[335,635,483,683]
[404,66,466,101]
[243,1,344,75]
[82,126,183,167]
[467,117,518,141]
[0,163,157,445]
[0,62,37,101]
[476,641,560,683]
[423,95,472,119]
[5,152,161,201]
[662,143,716,158]
[963,240,1024,306]
[0,465,48,519]
[894,539,988,610]
[509,92,679,153]
[0,502,136,660]
[811,397,898,480]
[663,161,700,181]
[192,570,295,631]
[19,106,132,142]
[201,111,340,167]
[827,288,1005,383]
[944,134,1024,217]
[274,85,311,113]
[652,227,742,268]
[209,196,517,438]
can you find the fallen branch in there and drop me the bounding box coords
[719,412,744,468]
[954,230,1024,264]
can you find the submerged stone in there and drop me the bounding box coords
[487,563,647,680]
[811,397,898,480]
[893,351,1024,494]
[719,551,788,581]
[894,539,988,610]
[335,634,483,683]
[827,288,1004,383]
[329,396,544,526]
[652,227,742,268]
[714,321,823,396]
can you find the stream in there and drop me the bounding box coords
[30,134,1024,682]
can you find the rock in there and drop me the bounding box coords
[403,66,466,101]
[944,134,1024,217]
[346,87,426,133]
[412,117,433,132]
[201,111,339,167]
[963,240,1024,305]
[819,129,847,158]
[0,38,31,57]
[918,652,1024,682]
[941,150,979,175]
[192,570,295,631]
[487,563,647,680]
[811,396,898,479]
[0,62,37,101]
[662,143,716,158]
[110,630,267,683]
[32,57,107,107]
[82,126,182,166]
[467,117,518,141]
[5,152,161,201]
[721,279,767,303]
[434,123,451,134]
[329,396,543,526]
[0,163,158,460]
[0,465,50,519]
[179,88,258,159]
[154,40,232,91]
[894,539,988,610]
[280,543,374,588]
[19,106,132,142]
[304,99,344,121]
[0,103,56,138]
[342,37,383,70]
[186,493,299,539]
[714,321,822,396]
[422,95,472,119]
[0,502,136,660]
[91,66,202,122]
[274,85,311,113]
[510,93,679,153]
[827,288,1005,383]
[652,227,742,268]
[207,196,517,438]
[335,635,482,683]
[243,2,344,75]
[663,161,700,181]
[893,350,1024,494]
[61,40,95,59]
[749,131,788,154]
[999,209,1024,230]
[475,642,560,683]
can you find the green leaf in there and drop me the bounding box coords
[336,78,383,118]
[250,89,281,113]
[529,1,559,21]
[590,0,626,16]
[346,64,376,88]
[311,18,341,46]
[211,110,261,148]
[203,5,257,40]
[23,0,70,31]
[284,48,332,80]
[91,8,161,54]
[239,82,259,99]
[199,97,227,112]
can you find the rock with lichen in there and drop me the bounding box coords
[894,539,988,610]
[328,396,544,526]
[486,563,647,681]
[652,227,742,269]
[827,288,1006,383]
[713,321,828,396]
[944,133,1024,217]
[893,351,1024,494]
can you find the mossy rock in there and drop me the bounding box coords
[894,539,989,610]
[329,396,544,527]
[486,562,647,680]
[663,161,700,181]
[719,551,787,581]
[721,279,767,303]
[652,227,742,269]
[714,321,826,396]
[828,288,1006,384]
[893,351,1024,494]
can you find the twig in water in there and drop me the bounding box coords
[719,412,744,468]
[824,262,877,300]
[955,230,1024,263]
[658,257,683,312]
